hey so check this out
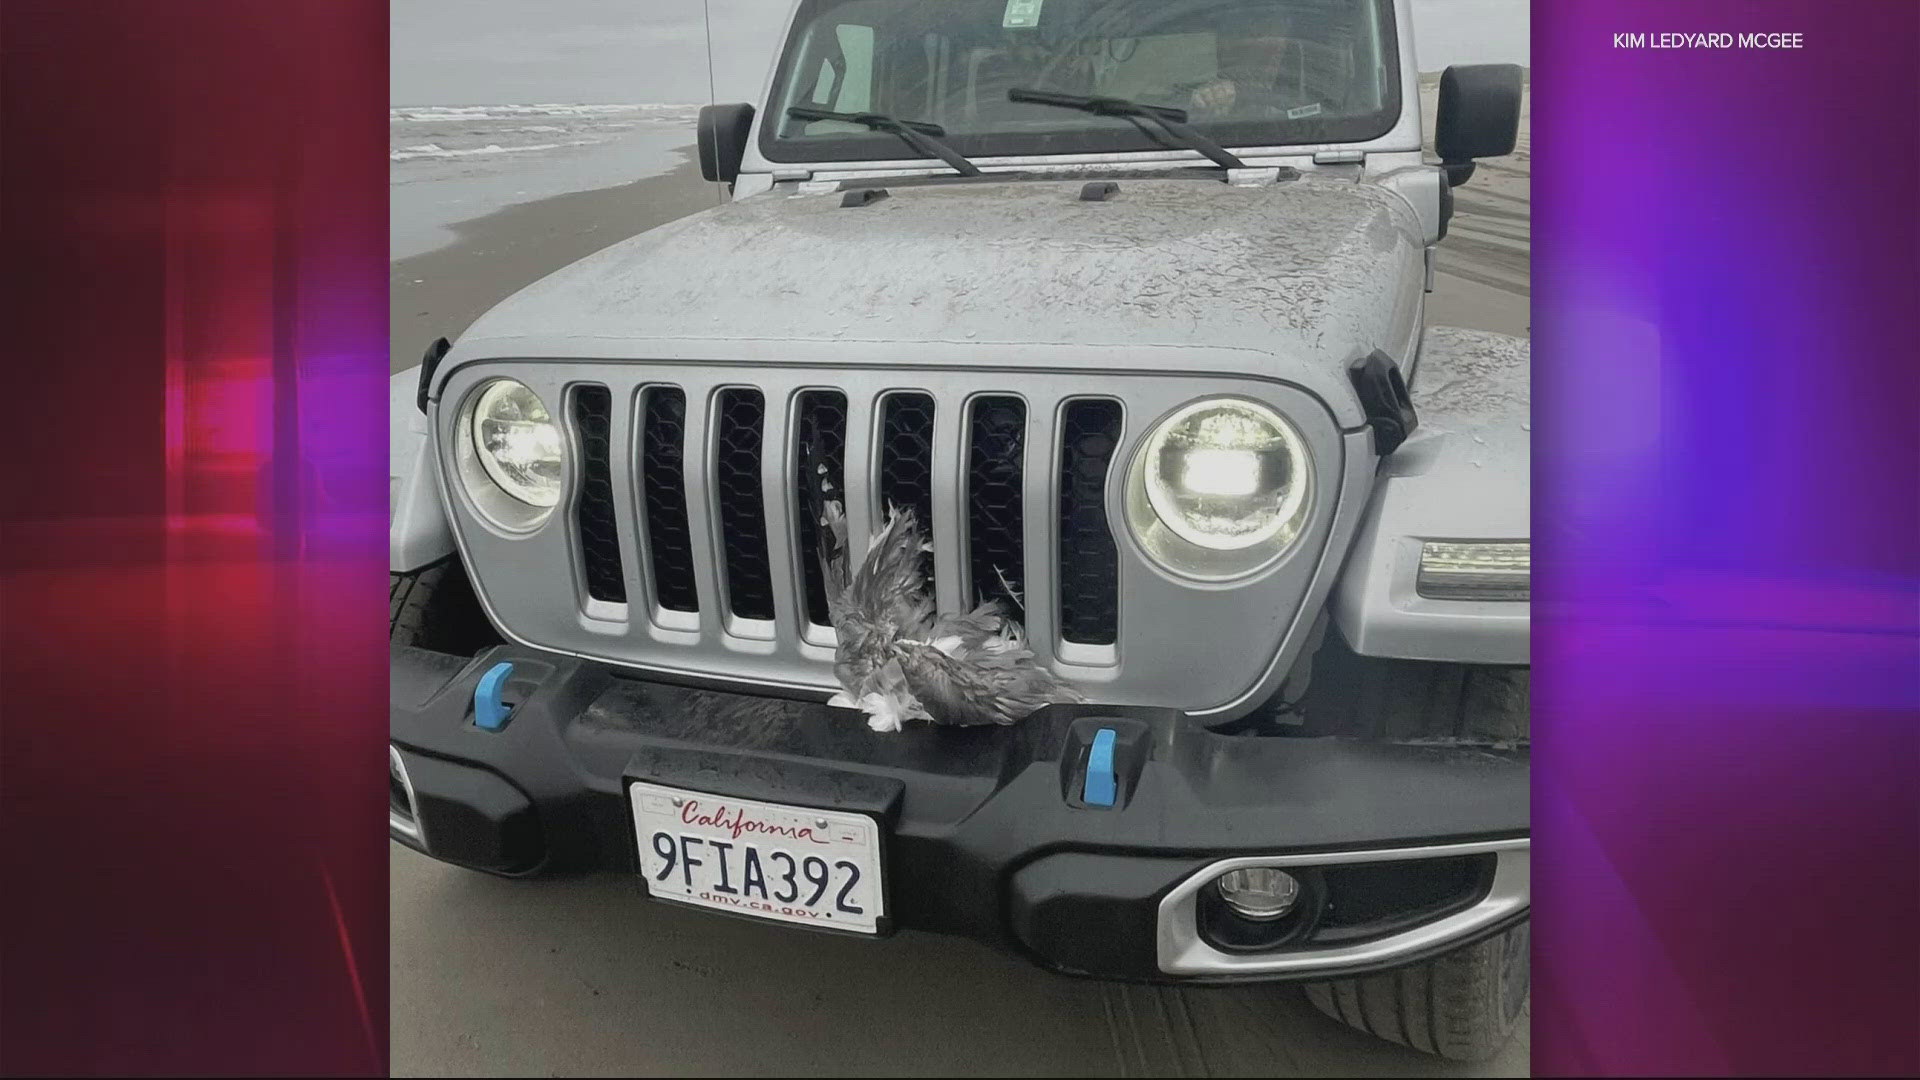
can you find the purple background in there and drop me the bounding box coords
[1,1,386,1073]
[1532,3,1919,1075]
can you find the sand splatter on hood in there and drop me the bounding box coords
[462,174,1425,389]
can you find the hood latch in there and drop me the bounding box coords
[1349,351,1419,456]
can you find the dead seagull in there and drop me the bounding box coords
[805,456,1082,732]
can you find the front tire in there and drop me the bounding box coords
[1304,922,1528,1061]
[1297,632,1529,743]
[390,556,501,655]
[1296,633,1530,1059]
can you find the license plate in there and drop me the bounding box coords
[627,780,886,934]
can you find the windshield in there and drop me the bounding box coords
[762,0,1401,165]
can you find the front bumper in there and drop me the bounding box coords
[391,643,1528,983]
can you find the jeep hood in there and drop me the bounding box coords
[452,175,1426,427]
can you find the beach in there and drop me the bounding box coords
[391,151,717,372]
[1420,72,1532,339]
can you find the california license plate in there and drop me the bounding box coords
[627,780,886,934]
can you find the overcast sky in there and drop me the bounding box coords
[391,0,1530,105]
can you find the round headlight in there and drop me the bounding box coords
[1141,398,1310,552]
[470,379,563,507]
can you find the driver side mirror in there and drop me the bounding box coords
[1435,64,1522,187]
[698,103,756,186]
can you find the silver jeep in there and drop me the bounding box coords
[391,0,1529,1061]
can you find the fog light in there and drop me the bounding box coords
[1214,867,1300,921]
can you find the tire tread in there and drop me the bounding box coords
[389,558,500,654]
[1303,924,1527,1062]
[1298,634,1529,743]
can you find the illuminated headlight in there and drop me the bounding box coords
[1417,541,1529,601]
[1128,398,1312,577]
[453,378,566,531]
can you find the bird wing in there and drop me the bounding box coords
[841,507,936,636]
[825,504,1081,729]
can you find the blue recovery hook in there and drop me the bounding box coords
[1083,728,1118,808]
[474,661,515,731]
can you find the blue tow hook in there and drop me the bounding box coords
[1083,727,1118,808]
[474,661,515,731]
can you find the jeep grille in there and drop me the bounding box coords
[439,362,1350,721]
[577,383,1116,639]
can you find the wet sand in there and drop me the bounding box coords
[1420,76,1531,338]
[390,152,720,373]
[391,846,1527,1077]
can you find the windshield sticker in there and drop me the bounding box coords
[1003,0,1043,29]
[1287,102,1324,120]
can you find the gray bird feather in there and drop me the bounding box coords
[814,492,1082,732]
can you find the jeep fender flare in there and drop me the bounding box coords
[1331,327,1529,664]
[391,365,456,573]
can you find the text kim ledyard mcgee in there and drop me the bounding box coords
[1614,31,1804,50]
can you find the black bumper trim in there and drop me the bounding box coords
[391,643,1528,980]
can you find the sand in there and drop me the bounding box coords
[390,152,720,374]
[1421,76,1532,338]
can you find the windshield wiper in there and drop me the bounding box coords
[786,106,982,177]
[1006,88,1246,171]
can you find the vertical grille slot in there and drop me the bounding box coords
[714,388,775,621]
[1058,399,1122,644]
[967,395,1027,617]
[794,390,847,626]
[878,392,937,589]
[640,387,699,612]
[572,385,626,604]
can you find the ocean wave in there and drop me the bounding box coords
[391,141,591,161]
[390,103,702,123]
